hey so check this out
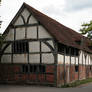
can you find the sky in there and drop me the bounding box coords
[0,0,92,33]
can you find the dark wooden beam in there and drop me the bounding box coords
[37,25,39,39]
[40,41,42,64]
[82,51,83,69]
[13,23,40,28]
[63,47,66,85]
[69,47,71,82]
[3,38,54,43]
[53,40,58,86]
[78,54,79,80]
[27,14,32,24]
[20,14,26,24]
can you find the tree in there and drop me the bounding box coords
[80,20,92,40]
[0,0,2,28]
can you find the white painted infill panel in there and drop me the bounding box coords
[14,16,24,25]
[42,53,54,64]
[47,40,54,48]
[1,55,11,63]
[90,56,92,65]
[42,42,51,52]
[13,54,27,63]
[28,15,38,24]
[27,26,37,39]
[29,41,40,52]
[65,56,70,64]
[5,29,14,41]
[86,55,89,65]
[4,45,11,53]
[71,56,75,64]
[38,26,52,38]
[58,54,63,64]
[16,27,25,40]
[79,51,82,64]
[88,55,90,65]
[75,57,78,65]
[29,54,40,63]
[22,8,30,23]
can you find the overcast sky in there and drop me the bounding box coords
[0,0,92,33]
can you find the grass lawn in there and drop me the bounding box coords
[61,78,92,88]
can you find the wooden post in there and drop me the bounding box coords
[88,54,89,78]
[69,47,71,82]
[54,41,58,86]
[63,47,66,85]
[78,53,79,80]
[27,41,30,82]
[74,49,76,80]
[85,54,87,79]
[82,51,83,69]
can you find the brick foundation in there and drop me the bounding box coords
[0,64,55,85]
[57,64,92,86]
[0,63,92,86]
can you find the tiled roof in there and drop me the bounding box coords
[3,3,92,53]
[24,3,92,53]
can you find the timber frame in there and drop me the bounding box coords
[1,3,92,87]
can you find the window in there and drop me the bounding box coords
[39,65,45,73]
[75,40,81,45]
[13,41,28,53]
[22,65,28,73]
[30,65,46,73]
[30,65,37,73]
[22,65,46,73]
[75,65,79,72]
[90,66,92,71]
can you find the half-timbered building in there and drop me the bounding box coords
[0,3,92,87]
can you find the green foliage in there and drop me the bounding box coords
[80,21,92,39]
[61,78,92,88]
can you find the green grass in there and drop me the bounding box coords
[61,78,92,88]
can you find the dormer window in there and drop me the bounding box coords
[75,40,81,45]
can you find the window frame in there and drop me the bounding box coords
[13,41,29,54]
[75,65,79,72]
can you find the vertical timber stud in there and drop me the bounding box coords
[14,27,16,41]
[63,47,66,85]
[78,51,80,80]
[54,40,58,87]
[40,41,42,64]
[11,43,13,63]
[74,49,76,80]
[88,55,89,78]
[82,51,83,69]
[12,27,16,63]
[85,54,86,79]
[69,47,71,82]
[27,41,30,82]
[37,25,39,39]
[25,26,27,39]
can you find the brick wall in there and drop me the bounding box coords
[0,64,55,85]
